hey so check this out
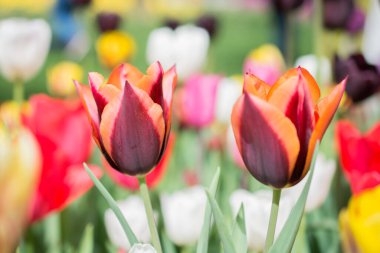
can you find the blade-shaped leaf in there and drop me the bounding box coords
[78,225,94,253]
[269,142,320,253]
[84,163,138,245]
[232,205,247,253]
[197,167,221,253]
[161,230,177,253]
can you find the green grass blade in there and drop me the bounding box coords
[232,205,247,253]
[78,225,94,253]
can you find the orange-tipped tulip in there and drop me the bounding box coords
[231,67,345,188]
[75,62,177,175]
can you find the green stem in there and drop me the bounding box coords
[139,177,162,253]
[13,80,24,106]
[264,188,282,252]
[44,213,61,253]
[285,14,294,68]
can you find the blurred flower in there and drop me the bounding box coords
[161,186,207,245]
[227,125,246,169]
[71,0,92,8]
[96,12,122,33]
[96,31,136,69]
[215,77,242,124]
[294,54,331,86]
[176,74,221,128]
[143,0,203,20]
[91,0,136,14]
[0,108,41,253]
[163,19,181,30]
[340,185,380,253]
[346,7,365,34]
[23,95,102,222]
[104,195,156,250]
[243,44,285,85]
[75,62,176,176]
[230,189,295,251]
[284,153,336,212]
[334,54,380,103]
[362,0,380,67]
[335,120,380,195]
[146,25,210,80]
[0,0,54,14]
[195,14,219,39]
[231,68,345,188]
[104,134,175,190]
[47,61,83,97]
[130,244,157,253]
[272,0,305,12]
[0,18,51,82]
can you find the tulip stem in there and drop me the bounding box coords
[139,177,163,253]
[13,80,24,107]
[264,188,282,252]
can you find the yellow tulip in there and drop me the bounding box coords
[47,61,83,97]
[0,0,54,14]
[143,0,203,20]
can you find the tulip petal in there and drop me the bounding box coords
[136,61,163,96]
[100,81,165,175]
[89,72,117,116]
[107,63,144,89]
[243,73,270,99]
[231,94,300,188]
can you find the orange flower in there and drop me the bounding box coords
[75,62,177,176]
[231,67,345,188]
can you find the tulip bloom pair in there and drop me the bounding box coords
[232,67,345,188]
[75,62,176,176]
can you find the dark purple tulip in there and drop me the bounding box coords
[272,0,305,12]
[346,7,365,34]
[196,15,218,38]
[164,19,181,30]
[323,0,354,30]
[334,54,380,103]
[96,12,122,33]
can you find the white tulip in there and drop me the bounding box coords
[160,186,207,246]
[129,243,157,253]
[230,189,296,251]
[284,153,336,212]
[362,0,380,66]
[294,54,331,85]
[0,18,51,82]
[146,25,210,80]
[104,195,156,251]
[215,77,242,124]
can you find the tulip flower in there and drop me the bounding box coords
[195,15,218,39]
[23,95,102,222]
[160,186,206,246]
[231,67,345,188]
[335,120,380,195]
[0,18,51,83]
[96,12,122,33]
[104,134,175,190]
[176,74,221,128]
[362,0,380,67]
[146,25,209,80]
[75,62,177,176]
[340,185,380,253]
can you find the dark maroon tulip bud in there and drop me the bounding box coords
[196,15,218,38]
[164,19,181,30]
[96,12,122,33]
[346,7,365,34]
[334,54,380,103]
[272,0,305,12]
[70,0,91,8]
[323,0,353,29]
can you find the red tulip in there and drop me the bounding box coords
[74,62,177,176]
[232,67,346,188]
[336,120,380,195]
[104,134,175,190]
[23,95,102,223]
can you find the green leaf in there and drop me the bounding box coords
[269,142,320,253]
[231,205,247,253]
[78,224,94,253]
[196,167,221,253]
[84,163,138,246]
[161,230,177,253]
[205,189,236,253]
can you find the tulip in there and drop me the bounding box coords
[0,18,51,82]
[0,116,41,253]
[130,244,157,253]
[323,0,353,30]
[176,74,221,128]
[47,61,84,97]
[294,54,331,86]
[195,15,218,39]
[146,25,209,80]
[231,67,345,188]
[340,185,380,253]
[215,77,242,124]
[160,186,207,246]
[23,95,102,222]
[362,0,380,67]
[96,12,122,33]
[104,134,175,190]
[96,31,136,69]
[75,62,177,176]
[230,189,295,251]
[104,196,156,250]
[335,120,380,195]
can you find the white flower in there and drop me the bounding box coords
[146,25,210,80]
[229,189,295,252]
[294,54,331,86]
[160,186,207,246]
[104,195,156,251]
[284,153,336,212]
[215,77,242,123]
[129,243,157,253]
[362,0,380,66]
[0,18,51,82]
